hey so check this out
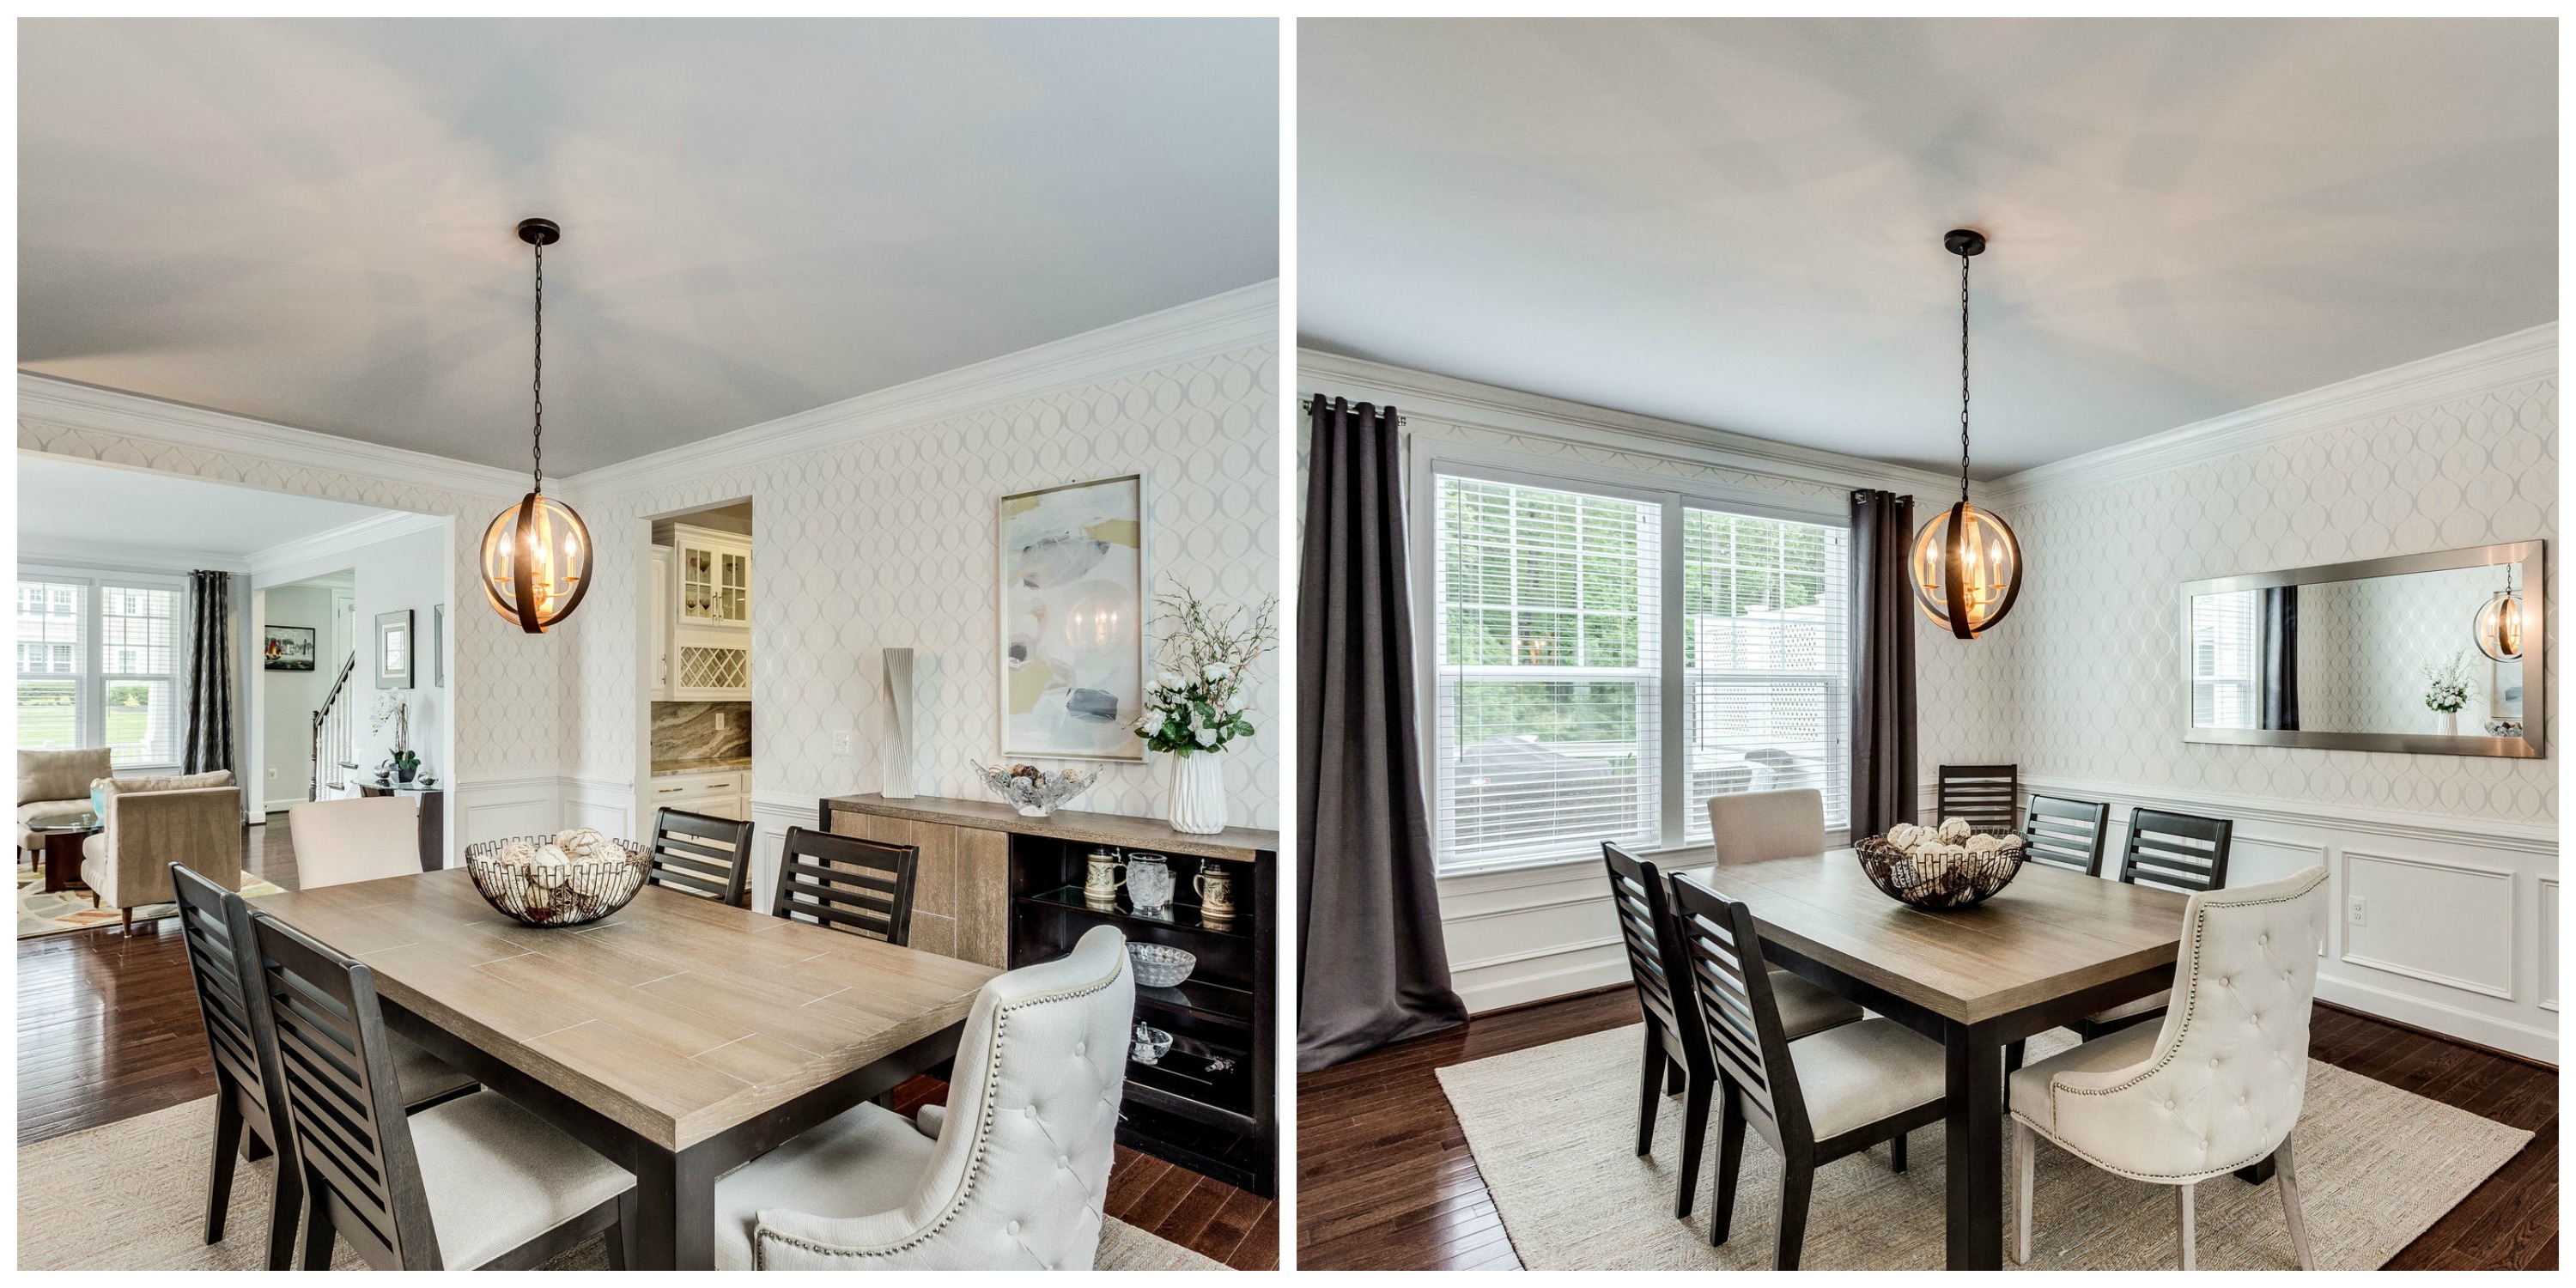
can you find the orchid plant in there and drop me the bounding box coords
[1133,586,1279,756]
[2421,652,2476,714]
[372,694,419,776]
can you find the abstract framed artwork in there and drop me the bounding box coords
[376,609,414,690]
[263,624,316,671]
[998,473,1146,761]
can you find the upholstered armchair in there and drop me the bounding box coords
[18,746,112,862]
[2010,866,2330,1270]
[81,773,241,931]
[708,924,1136,1270]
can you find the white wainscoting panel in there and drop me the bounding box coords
[452,776,560,848]
[2341,848,2517,1000]
[1437,859,1630,1014]
[561,777,637,842]
[745,793,811,917]
[2540,878,2560,1012]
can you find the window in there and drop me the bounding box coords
[14,574,185,768]
[2191,589,2259,729]
[1427,469,1853,873]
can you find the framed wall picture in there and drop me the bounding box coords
[376,609,415,690]
[263,624,317,671]
[433,605,446,688]
[998,473,1146,761]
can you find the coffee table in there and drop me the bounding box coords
[26,811,102,894]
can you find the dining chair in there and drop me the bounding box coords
[2012,866,2329,1270]
[2019,794,2111,877]
[645,807,758,907]
[1936,763,2020,837]
[1668,875,1949,1268]
[2009,805,2238,1072]
[709,924,1135,1270]
[771,825,920,945]
[247,910,636,1270]
[1700,793,1873,1031]
[1603,842,1862,1219]
[287,796,422,888]
[171,863,479,1269]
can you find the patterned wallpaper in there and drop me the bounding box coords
[563,343,1283,829]
[15,417,553,783]
[1990,375,2556,823]
[2297,567,2514,733]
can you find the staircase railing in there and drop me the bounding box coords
[310,653,358,801]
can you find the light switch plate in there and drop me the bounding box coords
[831,730,854,756]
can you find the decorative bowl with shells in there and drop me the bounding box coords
[1853,817,2027,910]
[465,829,650,927]
[968,761,1098,817]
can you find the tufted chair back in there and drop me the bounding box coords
[754,925,1135,1269]
[2041,866,2329,1182]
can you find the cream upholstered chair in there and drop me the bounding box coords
[2011,866,2330,1270]
[288,795,421,888]
[81,771,240,931]
[18,746,112,861]
[1704,789,1863,1042]
[711,924,1135,1270]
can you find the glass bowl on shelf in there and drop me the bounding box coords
[967,761,1097,817]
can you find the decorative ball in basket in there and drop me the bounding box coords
[465,829,650,927]
[1854,817,2027,910]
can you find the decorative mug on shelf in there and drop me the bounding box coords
[1125,853,1175,914]
[1083,848,1124,906]
[1194,863,1236,921]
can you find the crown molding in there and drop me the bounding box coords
[247,510,449,581]
[562,279,1281,502]
[16,535,247,576]
[1989,321,2559,507]
[17,374,532,503]
[1297,348,1964,501]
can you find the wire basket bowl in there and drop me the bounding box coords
[1853,835,2026,910]
[465,835,651,927]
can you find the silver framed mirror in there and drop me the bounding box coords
[2180,541,2543,758]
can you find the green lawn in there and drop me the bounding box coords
[15,705,155,756]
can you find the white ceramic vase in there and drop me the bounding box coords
[2435,709,2459,736]
[1168,750,1228,835]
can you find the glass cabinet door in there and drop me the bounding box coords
[720,550,749,623]
[679,544,717,621]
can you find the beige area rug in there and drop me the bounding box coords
[21,1096,1227,1271]
[16,864,284,939]
[1439,1025,2530,1271]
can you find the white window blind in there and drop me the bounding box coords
[15,574,185,769]
[1432,476,1661,872]
[1680,509,1850,842]
[101,585,181,768]
[15,580,83,751]
[2191,589,2259,729]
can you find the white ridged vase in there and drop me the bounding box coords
[1168,750,1228,835]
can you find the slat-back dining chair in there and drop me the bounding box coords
[1668,875,1949,1268]
[646,808,758,907]
[1937,763,2020,837]
[2020,794,2111,877]
[248,912,635,1270]
[1603,842,1715,1217]
[2117,808,2234,896]
[772,826,920,945]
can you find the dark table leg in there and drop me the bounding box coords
[1944,1019,2006,1270]
[630,1143,719,1270]
[2234,1152,2276,1184]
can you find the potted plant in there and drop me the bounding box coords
[2421,652,2475,737]
[373,695,420,783]
[1133,585,1277,834]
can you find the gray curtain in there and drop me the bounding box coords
[1296,397,1467,1071]
[182,570,234,774]
[1848,490,1917,836]
[2262,586,2300,731]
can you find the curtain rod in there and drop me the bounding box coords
[1300,395,1406,425]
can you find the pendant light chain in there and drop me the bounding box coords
[1958,250,1971,506]
[532,238,545,496]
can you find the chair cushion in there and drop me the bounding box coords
[2008,1021,2161,1136]
[18,798,91,851]
[2085,988,2171,1027]
[389,1030,478,1106]
[98,769,234,795]
[409,1091,634,1270]
[714,1102,934,1270]
[19,747,110,806]
[1787,1017,1947,1141]
[1770,969,1862,1040]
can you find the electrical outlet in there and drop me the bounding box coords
[266,767,277,781]
[2347,896,2366,927]
[831,730,854,756]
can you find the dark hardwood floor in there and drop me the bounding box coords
[1296,984,2556,1271]
[16,820,1277,1271]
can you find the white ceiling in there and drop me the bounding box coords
[1299,18,2555,478]
[21,18,1280,475]
[16,455,400,557]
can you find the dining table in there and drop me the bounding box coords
[251,867,999,1269]
[1665,848,2191,1270]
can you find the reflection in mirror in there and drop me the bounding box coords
[2182,542,2542,758]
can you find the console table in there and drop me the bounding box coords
[819,793,1279,1196]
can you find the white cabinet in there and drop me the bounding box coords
[648,769,745,822]
[671,627,750,701]
[648,545,674,700]
[671,525,750,630]
[659,526,750,700]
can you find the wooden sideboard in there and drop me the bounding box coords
[820,793,1279,1196]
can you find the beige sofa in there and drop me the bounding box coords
[18,747,112,862]
[80,771,241,932]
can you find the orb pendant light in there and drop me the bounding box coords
[2476,565,2524,661]
[1911,228,2023,639]
[480,218,593,634]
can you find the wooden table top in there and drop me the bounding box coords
[251,869,999,1151]
[1667,848,2190,1026]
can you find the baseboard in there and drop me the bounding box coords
[2314,975,2558,1066]
[1455,951,1630,1015]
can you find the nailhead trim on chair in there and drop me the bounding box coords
[2019,873,2325,1185]
[751,955,1128,1267]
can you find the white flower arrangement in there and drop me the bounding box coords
[2421,652,2476,714]
[1133,585,1279,756]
